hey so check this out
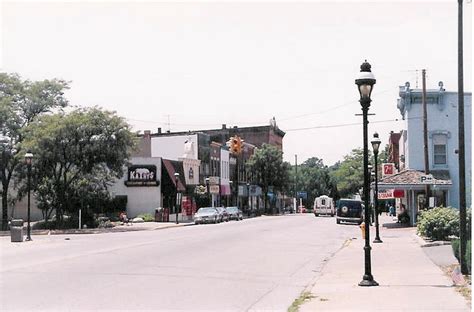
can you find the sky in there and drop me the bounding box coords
[1,0,472,166]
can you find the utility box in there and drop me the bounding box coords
[10,219,24,242]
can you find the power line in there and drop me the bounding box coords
[278,88,394,122]
[282,116,421,132]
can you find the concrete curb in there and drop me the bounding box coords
[0,222,195,237]
[413,232,453,248]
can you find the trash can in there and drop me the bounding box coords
[10,219,24,242]
[155,208,163,222]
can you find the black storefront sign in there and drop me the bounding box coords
[125,165,160,187]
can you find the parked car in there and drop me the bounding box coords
[226,206,243,221]
[298,205,306,213]
[194,207,219,224]
[336,199,364,225]
[216,207,229,222]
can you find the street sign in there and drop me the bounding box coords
[420,174,434,184]
[297,191,307,199]
[210,185,220,194]
[209,176,219,185]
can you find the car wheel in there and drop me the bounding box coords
[314,213,318,217]
[331,214,334,217]
[336,219,341,224]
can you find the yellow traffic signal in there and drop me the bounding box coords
[230,136,242,155]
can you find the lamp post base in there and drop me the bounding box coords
[359,277,379,287]
[25,236,32,241]
[373,238,383,243]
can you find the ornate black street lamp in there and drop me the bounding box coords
[0,135,10,231]
[205,177,210,206]
[371,132,383,243]
[174,172,180,224]
[229,180,233,206]
[246,182,250,217]
[24,151,33,241]
[355,60,378,287]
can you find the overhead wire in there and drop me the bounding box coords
[282,116,421,132]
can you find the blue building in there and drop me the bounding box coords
[396,81,472,211]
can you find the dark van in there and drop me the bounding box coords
[336,199,364,225]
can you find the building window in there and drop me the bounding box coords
[433,134,447,165]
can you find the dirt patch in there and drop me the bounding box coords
[442,264,471,304]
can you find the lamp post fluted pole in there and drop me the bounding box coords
[247,182,250,217]
[372,133,382,243]
[174,172,180,224]
[25,151,33,241]
[356,60,378,287]
[205,177,210,206]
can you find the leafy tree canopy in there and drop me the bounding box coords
[330,148,370,199]
[21,107,136,223]
[0,72,69,229]
[247,144,290,212]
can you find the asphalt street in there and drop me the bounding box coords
[0,214,360,311]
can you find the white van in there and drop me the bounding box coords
[314,195,334,217]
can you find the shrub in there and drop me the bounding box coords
[417,206,459,241]
[451,239,471,274]
[137,213,154,222]
[32,214,99,230]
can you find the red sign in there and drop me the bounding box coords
[383,163,395,176]
[393,189,405,198]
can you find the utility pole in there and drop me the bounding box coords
[457,0,468,275]
[422,69,431,208]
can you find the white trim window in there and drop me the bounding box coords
[433,134,447,165]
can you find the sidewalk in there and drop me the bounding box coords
[0,220,194,237]
[300,215,470,312]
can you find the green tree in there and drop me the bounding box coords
[289,157,338,208]
[247,144,290,214]
[21,107,135,226]
[0,73,68,230]
[330,148,371,199]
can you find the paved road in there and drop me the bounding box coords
[0,214,360,311]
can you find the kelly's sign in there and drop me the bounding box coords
[125,165,159,187]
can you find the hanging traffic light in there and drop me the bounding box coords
[229,136,242,155]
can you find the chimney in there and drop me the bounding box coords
[144,130,151,138]
[157,127,162,134]
[222,124,226,129]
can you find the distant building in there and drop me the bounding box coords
[130,120,284,212]
[391,82,472,214]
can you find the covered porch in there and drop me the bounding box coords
[376,169,452,226]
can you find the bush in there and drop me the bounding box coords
[32,214,99,230]
[417,207,459,241]
[137,213,154,222]
[451,239,471,274]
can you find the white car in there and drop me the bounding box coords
[194,207,219,224]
